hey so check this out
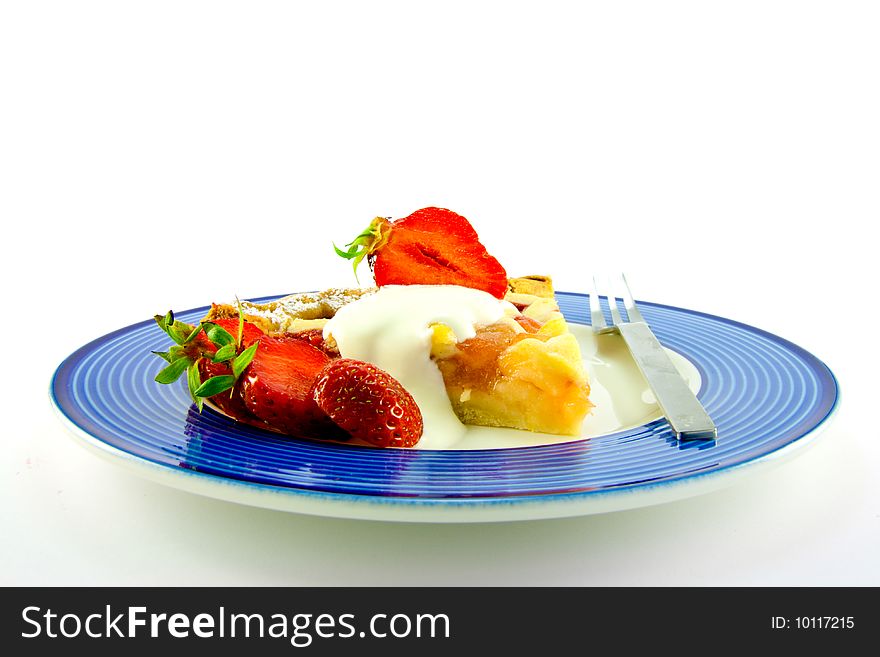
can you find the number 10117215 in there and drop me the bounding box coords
[771,616,855,629]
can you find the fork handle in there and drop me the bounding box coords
[617,322,717,440]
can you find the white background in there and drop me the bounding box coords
[2,1,878,585]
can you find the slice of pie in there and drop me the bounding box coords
[206,275,591,437]
[431,276,591,436]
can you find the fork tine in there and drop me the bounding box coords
[590,275,607,330]
[619,273,645,323]
[606,274,625,326]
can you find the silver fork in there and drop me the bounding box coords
[590,274,717,441]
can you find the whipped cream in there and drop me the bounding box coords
[323,285,514,448]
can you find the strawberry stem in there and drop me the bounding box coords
[235,296,245,349]
[333,217,391,282]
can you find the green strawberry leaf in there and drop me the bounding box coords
[154,356,193,384]
[212,343,238,363]
[183,322,205,344]
[203,322,235,348]
[187,359,204,412]
[333,242,360,259]
[232,342,259,379]
[152,350,172,363]
[154,311,174,332]
[167,321,195,345]
[194,375,235,398]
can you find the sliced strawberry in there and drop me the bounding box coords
[311,359,423,448]
[372,228,508,297]
[240,335,340,438]
[335,207,508,299]
[396,206,479,242]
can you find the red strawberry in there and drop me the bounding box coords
[187,318,265,418]
[396,206,479,241]
[194,317,264,353]
[196,357,253,420]
[152,311,266,415]
[336,207,508,299]
[240,335,342,438]
[311,359,423,448]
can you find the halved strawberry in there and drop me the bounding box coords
[335,207,508,299]
[311,359,423,448]
[396,206,479,241]
[240,335,343,438]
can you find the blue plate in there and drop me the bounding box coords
[50,293,839,522]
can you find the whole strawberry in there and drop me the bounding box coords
[151,311,263,414]
[335,207,509,299]
[311,359,424,448]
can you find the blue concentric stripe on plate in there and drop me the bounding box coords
[51,293,838,499]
